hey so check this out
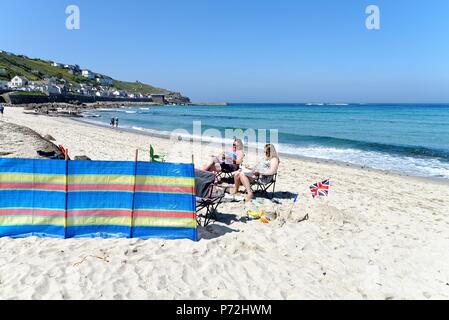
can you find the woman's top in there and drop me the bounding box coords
[254,159,277,184]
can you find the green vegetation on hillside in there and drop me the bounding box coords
[0,51,172,95]
[113,80,168,95]
[0,53,76,83]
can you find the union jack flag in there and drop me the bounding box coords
[310,179,330,198]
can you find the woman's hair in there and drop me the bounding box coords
[234,139,244,150]
[264,144,279,161]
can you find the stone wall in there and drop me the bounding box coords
[2,93,153,105]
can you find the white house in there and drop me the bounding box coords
[9,76,29,88]
[95,91,111,97]
[51,62,62,67]
[82,70,95,80]
[0,68,6,75]
[112,90,127,97]
[27,82,46,93]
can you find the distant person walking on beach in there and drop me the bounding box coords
[115,117,119,128]
[0,103,4,117]
[110,117,115,128]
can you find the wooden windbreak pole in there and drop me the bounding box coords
[191,153,198,241]
[130,149,139,238]
[64,149,69,239]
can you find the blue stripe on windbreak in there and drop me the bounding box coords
[0,158,66,175]
[68,161,135,175]
[132,226,197,241]
[67,192,195,211]
[67,191,134,210]
[133,192,196,211]
[66,225,131,238]
[0,225,65,238]
[136,162,194,178]
[0,190,66,209]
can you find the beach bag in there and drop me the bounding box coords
[194,169,216,198]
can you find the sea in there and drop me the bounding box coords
[80,103,449,180]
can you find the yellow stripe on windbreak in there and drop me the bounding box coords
[0,173,65,184]
[135,176,194,187]
[0,174,194,187]
[68,175,134,185]
[133,217,197,228]
[67,175,194,187]
[0,216,65,226]
[67,216,132,227]
[66,216,196,228]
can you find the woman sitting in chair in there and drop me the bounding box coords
[231,144,280,202]
[202,139,245,174]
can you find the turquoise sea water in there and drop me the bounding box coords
[82,103,449,179]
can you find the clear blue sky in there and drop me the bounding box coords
[1,0,448,103]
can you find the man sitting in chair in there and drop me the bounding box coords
[202,139,245,174]
[231,144,280,202]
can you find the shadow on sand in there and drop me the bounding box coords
[197,192,297,240]
[263,191,298,200]
[198,211,246,240]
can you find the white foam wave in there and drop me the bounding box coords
[78,118,449,179]
[279,144,449,179]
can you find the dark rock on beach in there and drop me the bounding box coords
[0,120,61,159]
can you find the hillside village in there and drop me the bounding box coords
[0,50,190,105]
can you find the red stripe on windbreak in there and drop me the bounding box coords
[135,185,194,194]
[68,209,132,217]
[0,182,65,191]
[68,184,134,192]
[0,209,65,217]
[134,210,196,219]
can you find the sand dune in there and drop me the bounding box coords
[1,107,449,300]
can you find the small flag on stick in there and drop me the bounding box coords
[310,179,330,198]
[287,193,300,215]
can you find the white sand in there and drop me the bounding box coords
[1,106,449,300]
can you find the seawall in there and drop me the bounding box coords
[2,93,153,105]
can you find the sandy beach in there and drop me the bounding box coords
[1,106,449,300]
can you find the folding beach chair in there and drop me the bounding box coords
[195,170,226,227]
[252,173,278,199]
[217,166,237,182]
[58,145,71,160]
